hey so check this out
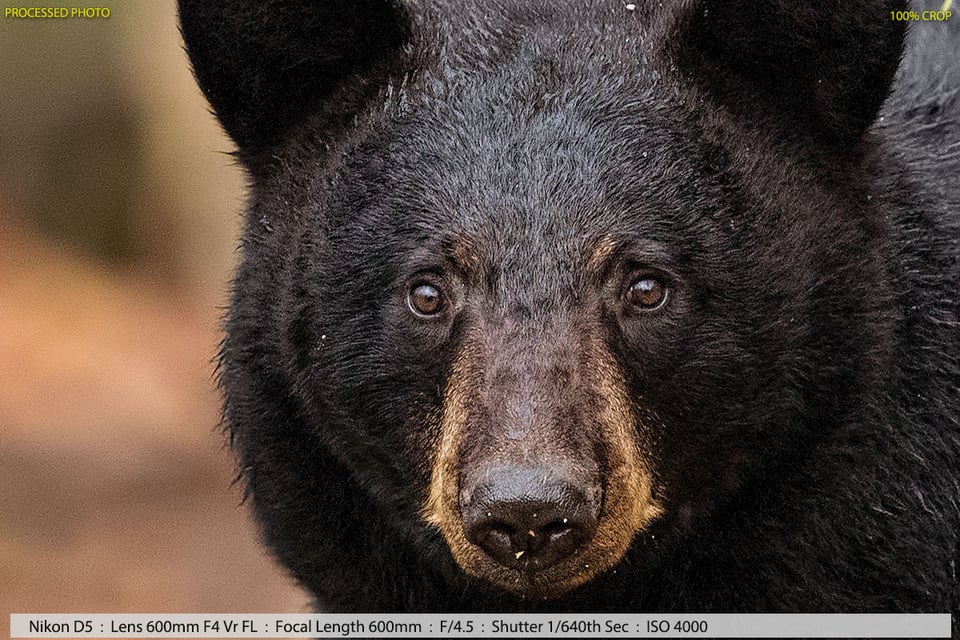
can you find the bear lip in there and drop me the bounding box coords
[458,527,624,599]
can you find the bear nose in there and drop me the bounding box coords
[460,465,599,571]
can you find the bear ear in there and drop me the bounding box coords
[178,0,410,163]
[667,0,907,147]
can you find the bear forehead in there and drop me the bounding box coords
[270,1,739,284]
[344,110,702,285]
[373,0,681,185]
[354,73,702,248]
[407,0,662,60]
[292,71,718,288]
[405,4,669,131]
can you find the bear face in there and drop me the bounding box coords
[276,82,886,600]
[180,0,959,612]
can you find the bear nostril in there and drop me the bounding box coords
[464,501,595,570]
[474,523,516,561]
[461,467,599,571]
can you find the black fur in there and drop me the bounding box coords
[180,0,960,618]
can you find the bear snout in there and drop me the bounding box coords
[423,328,663,598]
[460,464,600,571]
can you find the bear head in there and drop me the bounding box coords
[180,0,906,600]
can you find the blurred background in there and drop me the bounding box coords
[0,0,311,619]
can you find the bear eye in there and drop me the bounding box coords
[408,282,444,316]
[626,276,667,309]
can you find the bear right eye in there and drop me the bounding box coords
[408,283,445,317]
[626,276,667,310]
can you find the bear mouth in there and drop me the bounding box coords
[470,551,608,600]
[462,531,618,599]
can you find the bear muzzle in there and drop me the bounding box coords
[424,326,663,598]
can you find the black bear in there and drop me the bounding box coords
[180,0,960,616]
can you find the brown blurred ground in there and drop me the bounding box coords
[0,1,313,620]
[0,214,311,615]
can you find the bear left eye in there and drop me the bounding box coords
[626,276,667,309]
[408,283,445,316]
